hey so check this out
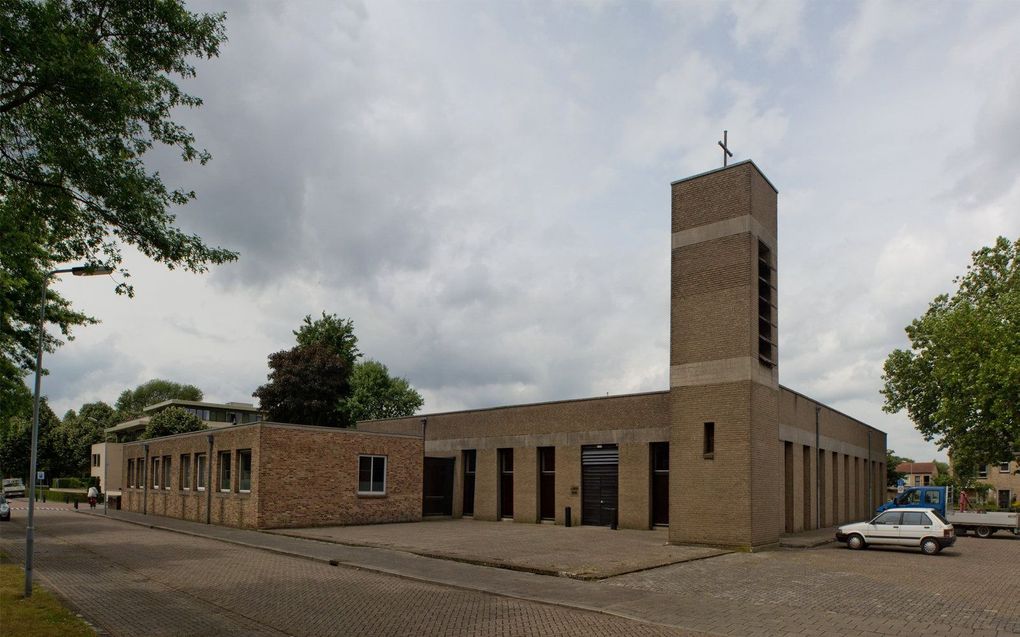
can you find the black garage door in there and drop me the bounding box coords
[582,444,618,526]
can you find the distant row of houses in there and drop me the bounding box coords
[895,460,1019,509]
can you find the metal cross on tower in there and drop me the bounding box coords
[718,130,733,167]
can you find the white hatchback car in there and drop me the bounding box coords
[836,507,956,555]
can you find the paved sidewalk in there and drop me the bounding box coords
[3,510,701,637]
[271,518,728,579]
[77,508,1020,637]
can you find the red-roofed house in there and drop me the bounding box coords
[897,461,939,487]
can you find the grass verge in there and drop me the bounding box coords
[0,550,95,636]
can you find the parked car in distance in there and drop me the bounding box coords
[836,507,956,555]
[2,478,25,498]
[0,495,10,521]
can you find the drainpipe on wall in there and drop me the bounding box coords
[814,406,820,530]
[142,443,149,516]
[206,434,214,524]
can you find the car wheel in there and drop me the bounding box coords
[847,534,866,550]
[921,538,941,555]
[976,526,993,538]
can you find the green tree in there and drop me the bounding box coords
[115,379,203,418]
[253,342,351,427]
[340,360,423,424]
[882,236,1020,470]
[886,450,913,487]
[58,401,117,474]
[141,406,206,439]
[0,0,236,399]
[0,399,62,480]
[294,313,361,368]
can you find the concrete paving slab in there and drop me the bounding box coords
[268,518,729,579]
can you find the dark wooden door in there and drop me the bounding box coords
[462,450,476,517]
[651,442,669,526]
[581,445,618,526]
[423,457,454,516]
[539,447,555,520]
[999,490,1011,509]
[499,448,514,518]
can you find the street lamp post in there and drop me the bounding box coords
[24,265,112,598]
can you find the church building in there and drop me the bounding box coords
[361,160,886,550]
[117,160,886,551]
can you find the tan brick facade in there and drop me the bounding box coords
[361,160,886,549]
[120,422,422,529]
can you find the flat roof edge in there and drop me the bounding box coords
[670,159,778,193]
[779,384,885,436]
[358,389,670,424]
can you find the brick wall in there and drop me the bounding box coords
[120,423,422,529]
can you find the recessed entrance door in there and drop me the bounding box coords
[999,490,1011,510]
[581,444,618,526]
[539,447,555,521]
[498,448,514,519]
[423,457,454,516]
[462,450,476,517]
[651,442,669,526]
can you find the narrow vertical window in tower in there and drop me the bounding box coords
[758,241,775,367]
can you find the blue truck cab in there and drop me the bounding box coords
[877,486,948,516]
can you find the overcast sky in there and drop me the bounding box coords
[41,0,1020,463]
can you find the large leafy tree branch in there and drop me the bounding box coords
[0,0,237,383]
[882,236,1020,471]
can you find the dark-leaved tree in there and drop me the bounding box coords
[253,343,351,427]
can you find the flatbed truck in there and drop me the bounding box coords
[877,486,1019,538]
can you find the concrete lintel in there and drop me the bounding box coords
[424,427,671,453]
[671,214,776,251]
[778,424,872,460]
[670,357,778,388]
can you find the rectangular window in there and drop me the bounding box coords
[127,459,135,487]
[91,453,100,467]
[463,449,476,474]
[923,475,931,486]
[162,455,172,490]
[238,450,252,492]
[914,475,920,486]
[1000,462,1011,473]
[196,453,207,491]
[358,455,386,495]
[218,451,232,492]
[978,465,988,478]
[152,457,160,489]
[136,458,144,488]
[703,422,715,458]
[181,454,192,490]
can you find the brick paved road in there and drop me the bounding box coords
[0,510,694,637]
[606,535,1020,636]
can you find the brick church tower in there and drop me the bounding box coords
[668,160,782,550]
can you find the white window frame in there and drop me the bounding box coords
[181,454,191,491]
[238,449,252,493]
[152,457,161,489]
[978,465,988,478]
[358,455,387,495]
[1000,462,1011,474]
[218,451,232,493]
[162,455,172,490]
[196,453,207,491]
